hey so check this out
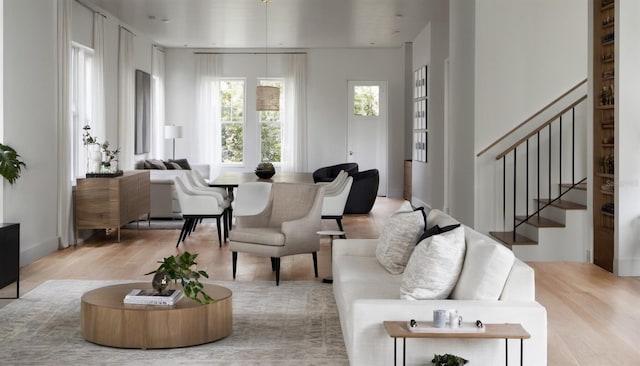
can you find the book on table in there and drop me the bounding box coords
[123,289,184,306]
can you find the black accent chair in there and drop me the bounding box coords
[312,163,359,183]
[344,169,379,214]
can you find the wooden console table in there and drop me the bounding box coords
[383,321,530,366]
[81,282,232,349]
[74,170,150,243]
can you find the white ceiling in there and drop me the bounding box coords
[83,0,433,49]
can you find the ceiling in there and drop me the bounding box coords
[83,0,433,49]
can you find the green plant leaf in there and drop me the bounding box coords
[0,143,26,185]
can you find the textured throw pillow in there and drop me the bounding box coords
[169,158,192,170]
[144,159,166,170]
[450,240,515,300]
[163,161,182,170]
[416,224,461,244]
[375,209,425,274]
[400,226,466,300]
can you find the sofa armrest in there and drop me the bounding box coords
[333,238,378,257]
[500,259,535,301]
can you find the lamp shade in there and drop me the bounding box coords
[164,125,183,139]
[256,85,280,111]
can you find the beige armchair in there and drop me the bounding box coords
[229,182,324,285]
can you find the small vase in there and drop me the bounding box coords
[87,145,102,173]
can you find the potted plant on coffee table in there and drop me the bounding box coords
[145,251,214,304]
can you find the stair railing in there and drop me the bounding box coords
[480,80,588,242]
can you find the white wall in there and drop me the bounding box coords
[4,0,59,264]
[2,0,156,265]
[473,0,588,234]
[615,0,640,275]
[165,47,406,198]
[449,0,476,226]
[410,1,449,211]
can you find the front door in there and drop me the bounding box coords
[347,81,388,196]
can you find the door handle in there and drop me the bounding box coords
[349,151,354,156]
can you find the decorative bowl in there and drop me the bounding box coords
[255,170,275,179]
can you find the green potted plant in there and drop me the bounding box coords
[0,143,26,185]
[432,353,468,366]
[145,251,214,304]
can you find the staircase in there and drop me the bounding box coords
[478,80,590,262]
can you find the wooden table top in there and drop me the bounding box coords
[209,172,314,187]
[81,282,232,310]
[383,321,530,339]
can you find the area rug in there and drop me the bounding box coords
[0,280,347,365]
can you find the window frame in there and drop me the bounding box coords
[218,77,247,165]
[71,42,95,179]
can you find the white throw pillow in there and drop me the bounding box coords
[450,240,515,300]
[375,209,425,274]
[400,226,466,300]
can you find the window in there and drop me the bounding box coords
[258,79,284,163]
[220,79,245,163]
[71,43,94,178]
[353,85,380,117]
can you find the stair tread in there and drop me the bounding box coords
[515,215,565,228]
[489,231,537,248]
[535,199,586,210]
[560,182,587,191]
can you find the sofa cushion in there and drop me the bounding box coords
[163,161,183,170]
[169,158,192,170]
[144,159,167,170]
[400,226,466,300]
[417,223,461,243]
[426,209,459,228]
[450,231,515,300]
[375,208,425,274]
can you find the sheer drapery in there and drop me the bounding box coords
[118,27,135,170]
[282,54,308,172]
[56,0,73,248]
[91,12,106,143]
[151,46,165,159]
[194,54,222,178]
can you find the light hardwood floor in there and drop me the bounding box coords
[1,197,639,365]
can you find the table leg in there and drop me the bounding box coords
[505,338,508,366]
[393,337,397,366]
[322,235,334,284]
[520,339,523,366]
[403,337,406,366]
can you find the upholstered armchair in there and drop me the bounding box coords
[317,171,353,232]
[312,162,359,183]
[344,168,379,214]
[229,183,324,285]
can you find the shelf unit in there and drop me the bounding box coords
[413,65,428,162]
[592,0,615,272]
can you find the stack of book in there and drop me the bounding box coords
[123,288,184,306]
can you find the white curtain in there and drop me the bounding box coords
[56,0,73,248]
[151,46,165,159]
[194,54,221,178]
[92,12,106,142]
[118,27,135,170]
[282,54,308,172]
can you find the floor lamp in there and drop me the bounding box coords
[164,125,183,160]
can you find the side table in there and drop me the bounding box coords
[383,321,530,366]
[317,230,345,284]
[0,223,20,299]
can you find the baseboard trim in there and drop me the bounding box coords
[20,237,59,267]
[615,257,640,276]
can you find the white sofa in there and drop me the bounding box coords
[135,161,210,218]
[332,209,547,365]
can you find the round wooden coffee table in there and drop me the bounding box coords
[81,282,232,349]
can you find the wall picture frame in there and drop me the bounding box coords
[135,69,151,154]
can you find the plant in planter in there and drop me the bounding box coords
[145,251,214,304]
[432,353,468,366]
[0,143,26,185]
[100,141,120,172]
